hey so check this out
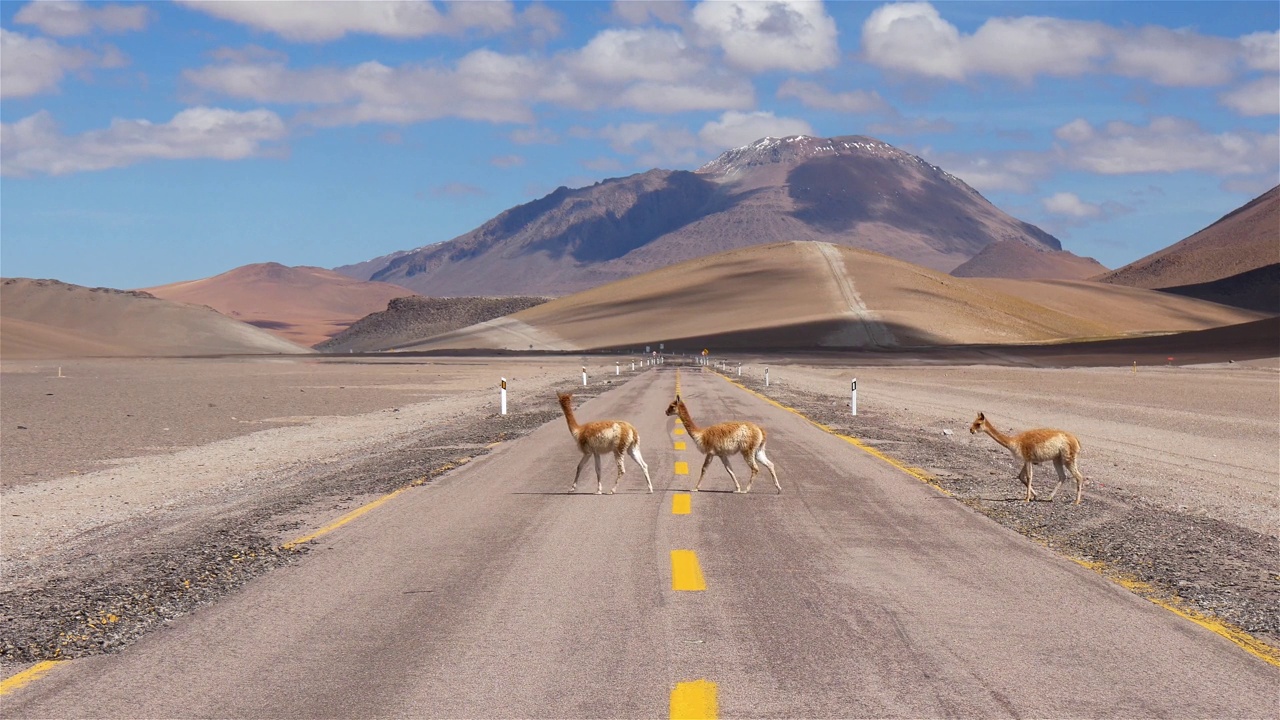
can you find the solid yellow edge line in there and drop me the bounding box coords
[282,487,410,550]
[670,678,718,719]
[672,493,692,515]
[0,660,63,696]
[713,371,1280,668]
[671,549,706,591]
[674,461,689,475]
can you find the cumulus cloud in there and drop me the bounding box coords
[1053,117,1279,176]
[567,28,700,84]
[698,110,813,150]
[862,2,1265,88]
[1,107,287,176]
[612,0,688,27]
[914,147,1052,193]
[598,122,702,167]
[1041,191,1133,226]
[776,79,890,114]
[176,0,518,42]
[14,0,150,36]
[0,28,127,98]
[692,0,838,72]
[1220,77,1280,116]
[1240,31,1280,73]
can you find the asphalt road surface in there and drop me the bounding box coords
[5,368,1277,718]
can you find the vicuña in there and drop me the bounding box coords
[969,411,1085,504]
[664,394,780,494]
[557,392,652,494]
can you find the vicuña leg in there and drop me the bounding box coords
[1046,458,1068,501]
[695,454,715,492]
[627,444,653,493]
[571,452,591,493]
[608,451,626,495]
[742,450,759,494]
[720,455,743,493]
[757,448,780,494]
[1020,463,1038,501]
[1069,460,1085,505]
[593,454,604,495]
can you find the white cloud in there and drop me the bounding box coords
[776,79,890,114]
[914,147,1052,193]
[1,108,286,176]
[612,0,688,27]
[692,0,838,72]
[1240,31,1280,73]
[14,1,149,36]
[698,111,813,150]
[597,122,702,167]
[1053,116,1279,176]
[0,28,94,97]
[176,0,516,42]
[862,1,1265,87]
[567,28,700,84]
[614,78,754,113]
[1042,192,1101,218]
[1220,77,1280,116]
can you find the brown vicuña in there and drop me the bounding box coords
[969,411,1086,504]
[665,394,780,494]
[557,392,652,494]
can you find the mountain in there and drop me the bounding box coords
[1,278,310,359]
[316,295,549,353]
[394,242,1262,353]
[1096,185,1279,313]
[951,239,1107,279]
[144,263,418,347]
[337,135,1072,296]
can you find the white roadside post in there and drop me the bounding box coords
[765,367,770,387]
[500,378,508,415]
[615,362,620,376]
[631,361,635,371]
[737,363,742,376]
[851,378,857,416]
[582,366,588,386]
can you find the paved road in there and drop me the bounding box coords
[5,368,1277,718]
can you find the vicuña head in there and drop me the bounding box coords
[665,393,780,494]
[556,391,652,495]
[970,411,1085,504]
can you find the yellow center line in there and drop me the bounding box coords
[671,550,706,591]
[0,661,63,696]
[672,493,691,515]
[674,461,689,475]
[670,679,718,719]
[674,441,686,451]
[674,427,685,435]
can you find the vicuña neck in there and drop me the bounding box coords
[981,422,1016,450]
[676,402,700,436]
[558,395,581,437]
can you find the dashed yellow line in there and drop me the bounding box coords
[672,493,691,515]
[674,427,685,435]
[670,679,718,719]
[674,441,687,450]
[674,461,689,475]
[0,661,63,696]
[711,370,1280,668]
[671,550,706,591]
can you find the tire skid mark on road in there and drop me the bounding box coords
[711,370,1280,669]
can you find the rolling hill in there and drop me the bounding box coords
[144,263,419,347]
[394,242,1261,353]
[1,279,310,359]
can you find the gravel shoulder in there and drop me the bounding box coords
[2,353,1275,674]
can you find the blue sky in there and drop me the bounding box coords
[2,1,1277,290]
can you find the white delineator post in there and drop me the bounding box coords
[500,378,508,415]
[851,378,857,416]
[765,367,770,387]
[631,361,635,371]
[737,363,742,376]
[615,362,620,376]
[582,366,588,386]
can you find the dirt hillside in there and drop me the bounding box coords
[144,263,418,347]
[951,239,1108,279]
[398,242,1263,353]
[1,279,310,359]
[317,296,550,353]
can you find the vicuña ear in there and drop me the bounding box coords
[976,412,985,420]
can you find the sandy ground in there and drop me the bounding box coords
[1,352,1276,669]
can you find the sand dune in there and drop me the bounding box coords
[1,279,310,359]
[145,263,417,347]
[398,242,1266,353]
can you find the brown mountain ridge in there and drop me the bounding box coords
[338,135,1096,296]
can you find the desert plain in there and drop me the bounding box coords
[2,345,1276,685]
